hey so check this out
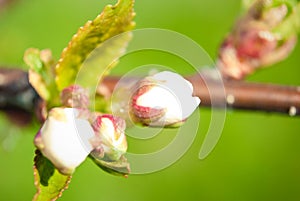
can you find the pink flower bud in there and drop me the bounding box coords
[34,107,94,175]
[236,29,277,58]
[60,85,89,109]
[130,71,200,127]
[217,0,298,80]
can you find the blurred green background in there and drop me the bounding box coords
[0,0,300,200]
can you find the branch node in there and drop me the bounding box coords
[226,94,235,105]
[289,106,297,117]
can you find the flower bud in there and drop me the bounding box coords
[91,115,127,161]
[130,71,200,127]
[34,107,94,175]
[60,85,90,109]
[217,0,298,80]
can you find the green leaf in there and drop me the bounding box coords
[55,0,135,91]
[274,1,300,37]
[24,48,59,107]
[242,0,300,39]
[90,155,130,178]
[33,150,72,201]
[94,94,112,113]
[75,31,132,90]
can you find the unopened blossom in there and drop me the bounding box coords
[217,0,298,79]
[34,107,95,175]
[130,71,200,127]
[60,85,90,109]
[91,114,127,161]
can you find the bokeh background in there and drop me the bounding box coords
[0,0,300,200]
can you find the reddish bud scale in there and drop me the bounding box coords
[93,114,114,131]
[61,85,90,109]
[131,83,165,121]
[93,115,125,134]
[128,71,201,127]
[91,114,127,161]
[236,29,277,58]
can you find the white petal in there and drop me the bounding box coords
[154,71,200,118]
[100,117,116,143]
[39,108,94,174]
[137,71,200,125]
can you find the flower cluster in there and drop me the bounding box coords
[34,71,200,175]
[34,85,128,175]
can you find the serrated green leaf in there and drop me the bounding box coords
[24,48,59,107]
[55,0,135,91]
[75,31,132,89]
[24,48,50,101]
[90,155,130,178]
[33,150,71,201]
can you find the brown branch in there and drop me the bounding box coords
[0,68,299,125]
[0,0,17,12]
[187,74,300,116]
[102,74,300,116]
[0,68,38,125]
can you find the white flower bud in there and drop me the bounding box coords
[131,71,200,127]
[34,107,95,175]
[91,115,127,161]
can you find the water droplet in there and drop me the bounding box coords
[226,94,235,105]
[289,106,297,117]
